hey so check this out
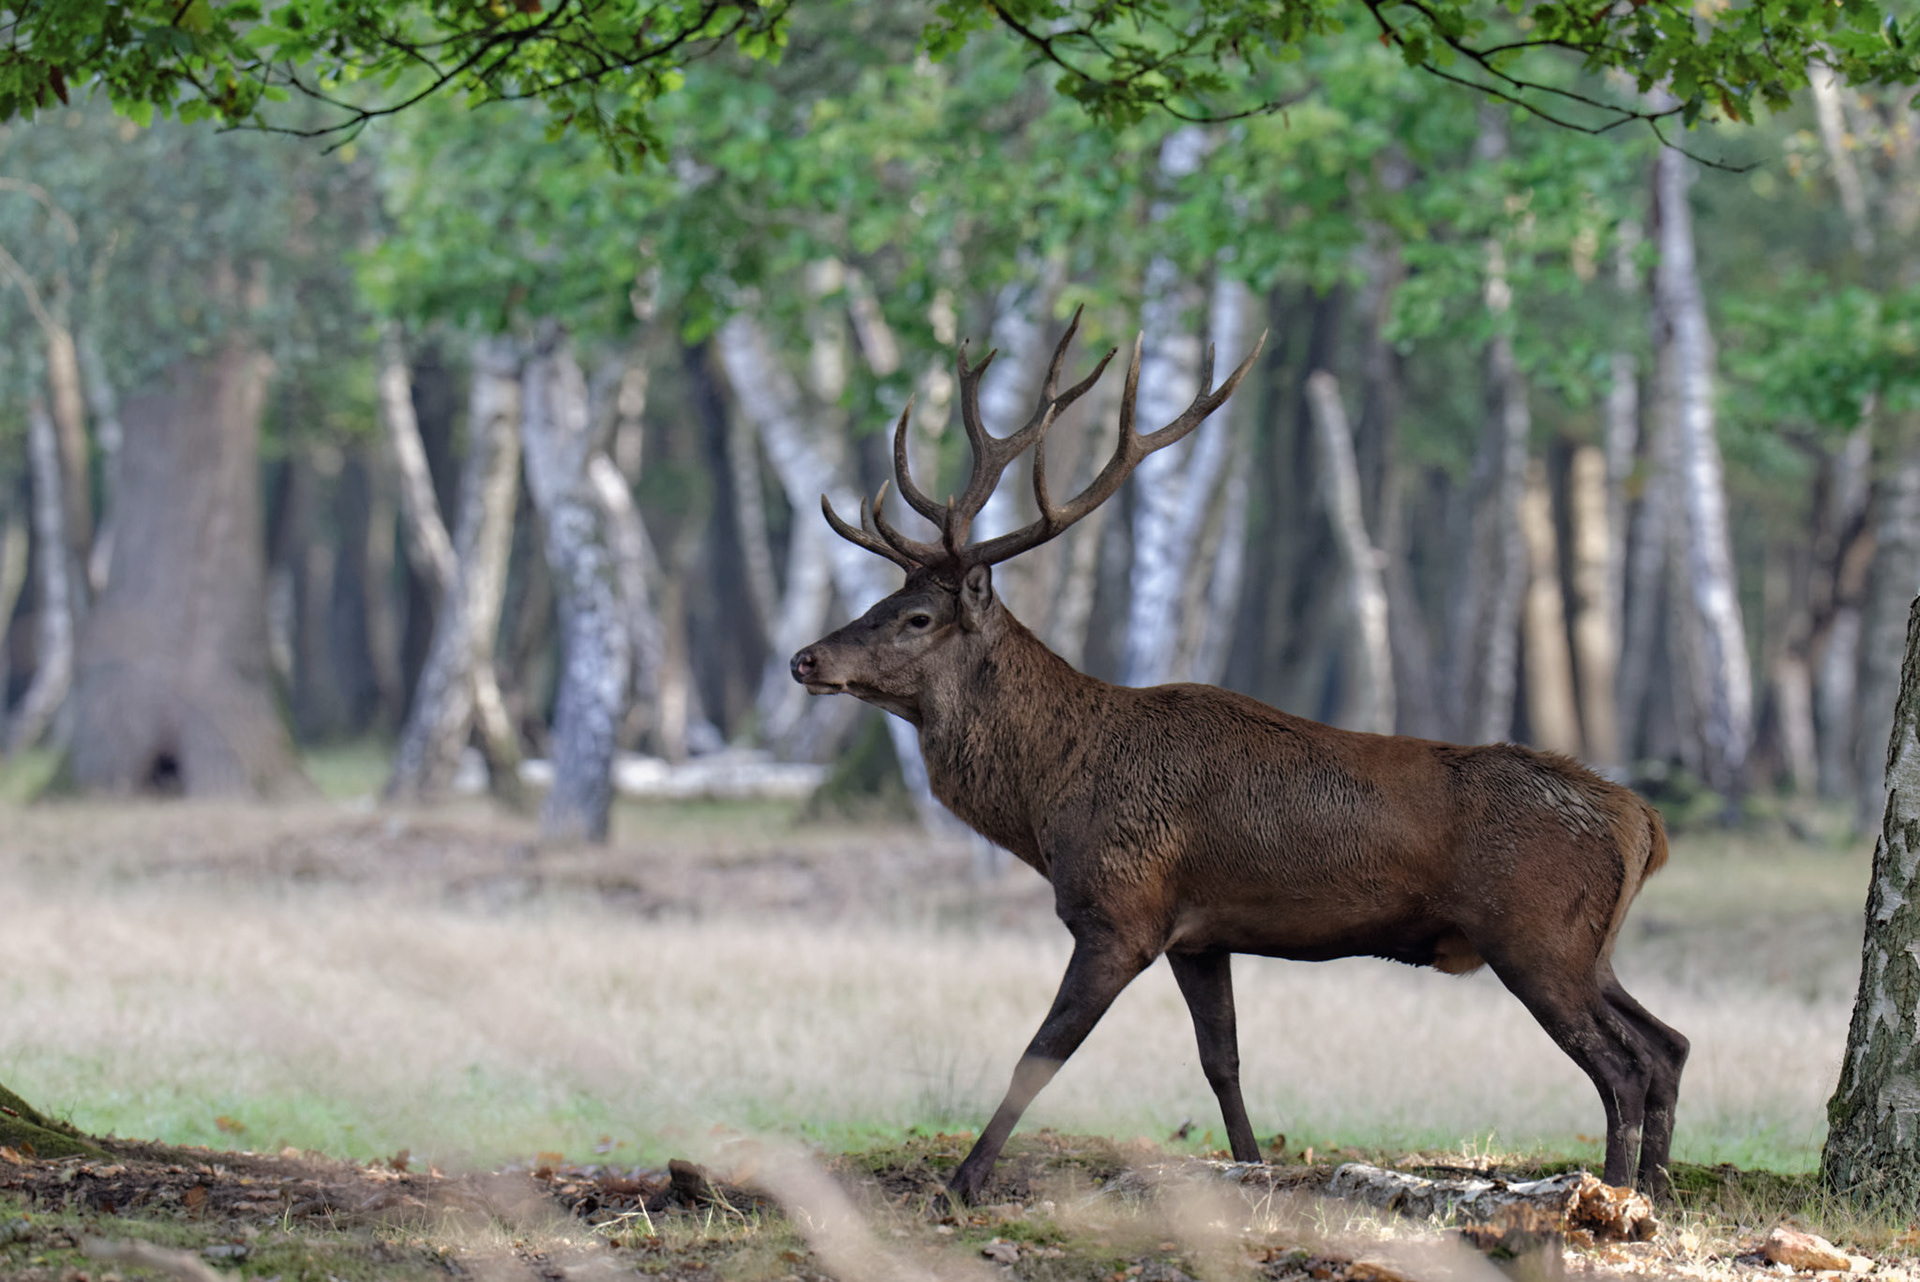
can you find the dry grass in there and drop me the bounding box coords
[0,787,1865,1180]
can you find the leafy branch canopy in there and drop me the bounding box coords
[0,0,1914,156]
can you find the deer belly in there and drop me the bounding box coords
[1166,896,1465,968]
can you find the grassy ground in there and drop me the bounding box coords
[0,745,1889,1277]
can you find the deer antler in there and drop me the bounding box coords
[822,305,1265,575]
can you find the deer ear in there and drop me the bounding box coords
[959,563,995,631]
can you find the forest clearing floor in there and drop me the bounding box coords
[1,1129,1914,1282]
[0,758,1894,1279]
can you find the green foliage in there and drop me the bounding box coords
[1,0,1917,162]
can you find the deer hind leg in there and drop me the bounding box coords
[947,937,1155,1205]
[1487,959,1657,1189]
[1168,951,1262,1162]
[1598,965,1689,1197]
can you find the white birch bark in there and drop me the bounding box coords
[1520,458,1582,757]
[1811,60,1875,253]
[715,313,948,830]
[1822,596,1920,1208]
[76,329,121,595]
[1306,372,1393,734]
[1857,426,1920,832]
[387,336,526,804]
[1186,440,1252,688]
[717,314,841,746]
[1656,144,1754,796]
[973,257,1068,549]
[586,452,668,729]
[522,334,630,843]
[6,396,73,754]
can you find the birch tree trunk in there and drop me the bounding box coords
[1857,422,1920,833]
[1823,596,1920,1209]
[1451,243,1530,744]
[586,452,667,740]
[0,508,27,706]
[1619,377,1675,766]
[1655,144,1754,797]
[1520,458,1582,756]
[972,257,1068,574]
[43,323,91,614]
[717,313,840,748]
[77,329,122,596]
[1569,446,1622,768]
[522,333,630,843]
[387,336,526,805]
[65,338,304,795]
[1305,372,1393,734]
[1811,60,1875,253]
[716,312,951,830]
[6,396,74,754]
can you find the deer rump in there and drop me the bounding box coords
[791,307,1686,1205]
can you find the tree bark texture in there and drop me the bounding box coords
[1569,446,1623,768]
[388,336,526,804]
[65,339,304,796]
[6,396,74,754]
[1305,372,1393,734]
[586,452,667,734]
[716,313,841,748]
[1451,261,1529,745]
[1819,425,1873,799]
[972,257,1067,555]
[1858,424,1920,833]
[522,334,630,843]
[1824,595,1920,1210]
[1519,457,1582,757]
[77,329,122,596]
[1656,145,1754,796]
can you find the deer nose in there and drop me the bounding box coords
[791,649,818,683]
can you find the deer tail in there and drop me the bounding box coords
[1600,796,1668,963]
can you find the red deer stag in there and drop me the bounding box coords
[789,309,1686,1204]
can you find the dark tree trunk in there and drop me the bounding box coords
[326,450,386,736]
[64,339,305,796]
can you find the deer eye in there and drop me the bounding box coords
[907,614,933,630]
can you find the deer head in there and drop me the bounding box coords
[789,307,1264,723]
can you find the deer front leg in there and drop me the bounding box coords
[1168,950,1261,1163]
[947,937,1152,1205]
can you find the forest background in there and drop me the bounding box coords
[1,0,1920,1252]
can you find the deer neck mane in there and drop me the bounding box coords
[914,607,1103,858]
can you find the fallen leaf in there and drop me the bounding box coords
[388,1149,410,1173]
[214,1116,246,1135]
[184,1186,208,1211]
[0,1147,21,1165]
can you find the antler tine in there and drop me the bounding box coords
[821,492,918,572]
[966,329,1268,569]
[889,398,945,525]
[870,480,944,564]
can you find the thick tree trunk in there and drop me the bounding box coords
[65,339,304,795]
[6,397,74,754]
[1619,382,1675,766]
[387,336,526,804]
[1569,446,1623,769]
[1824,595,1920,1209]
[1305,372,1393,733]
[1519,458,1582,756]
[1655,145,1753,797]
[326,450,386,736]
[1857,422,1920,833]
[522,334,630,842]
